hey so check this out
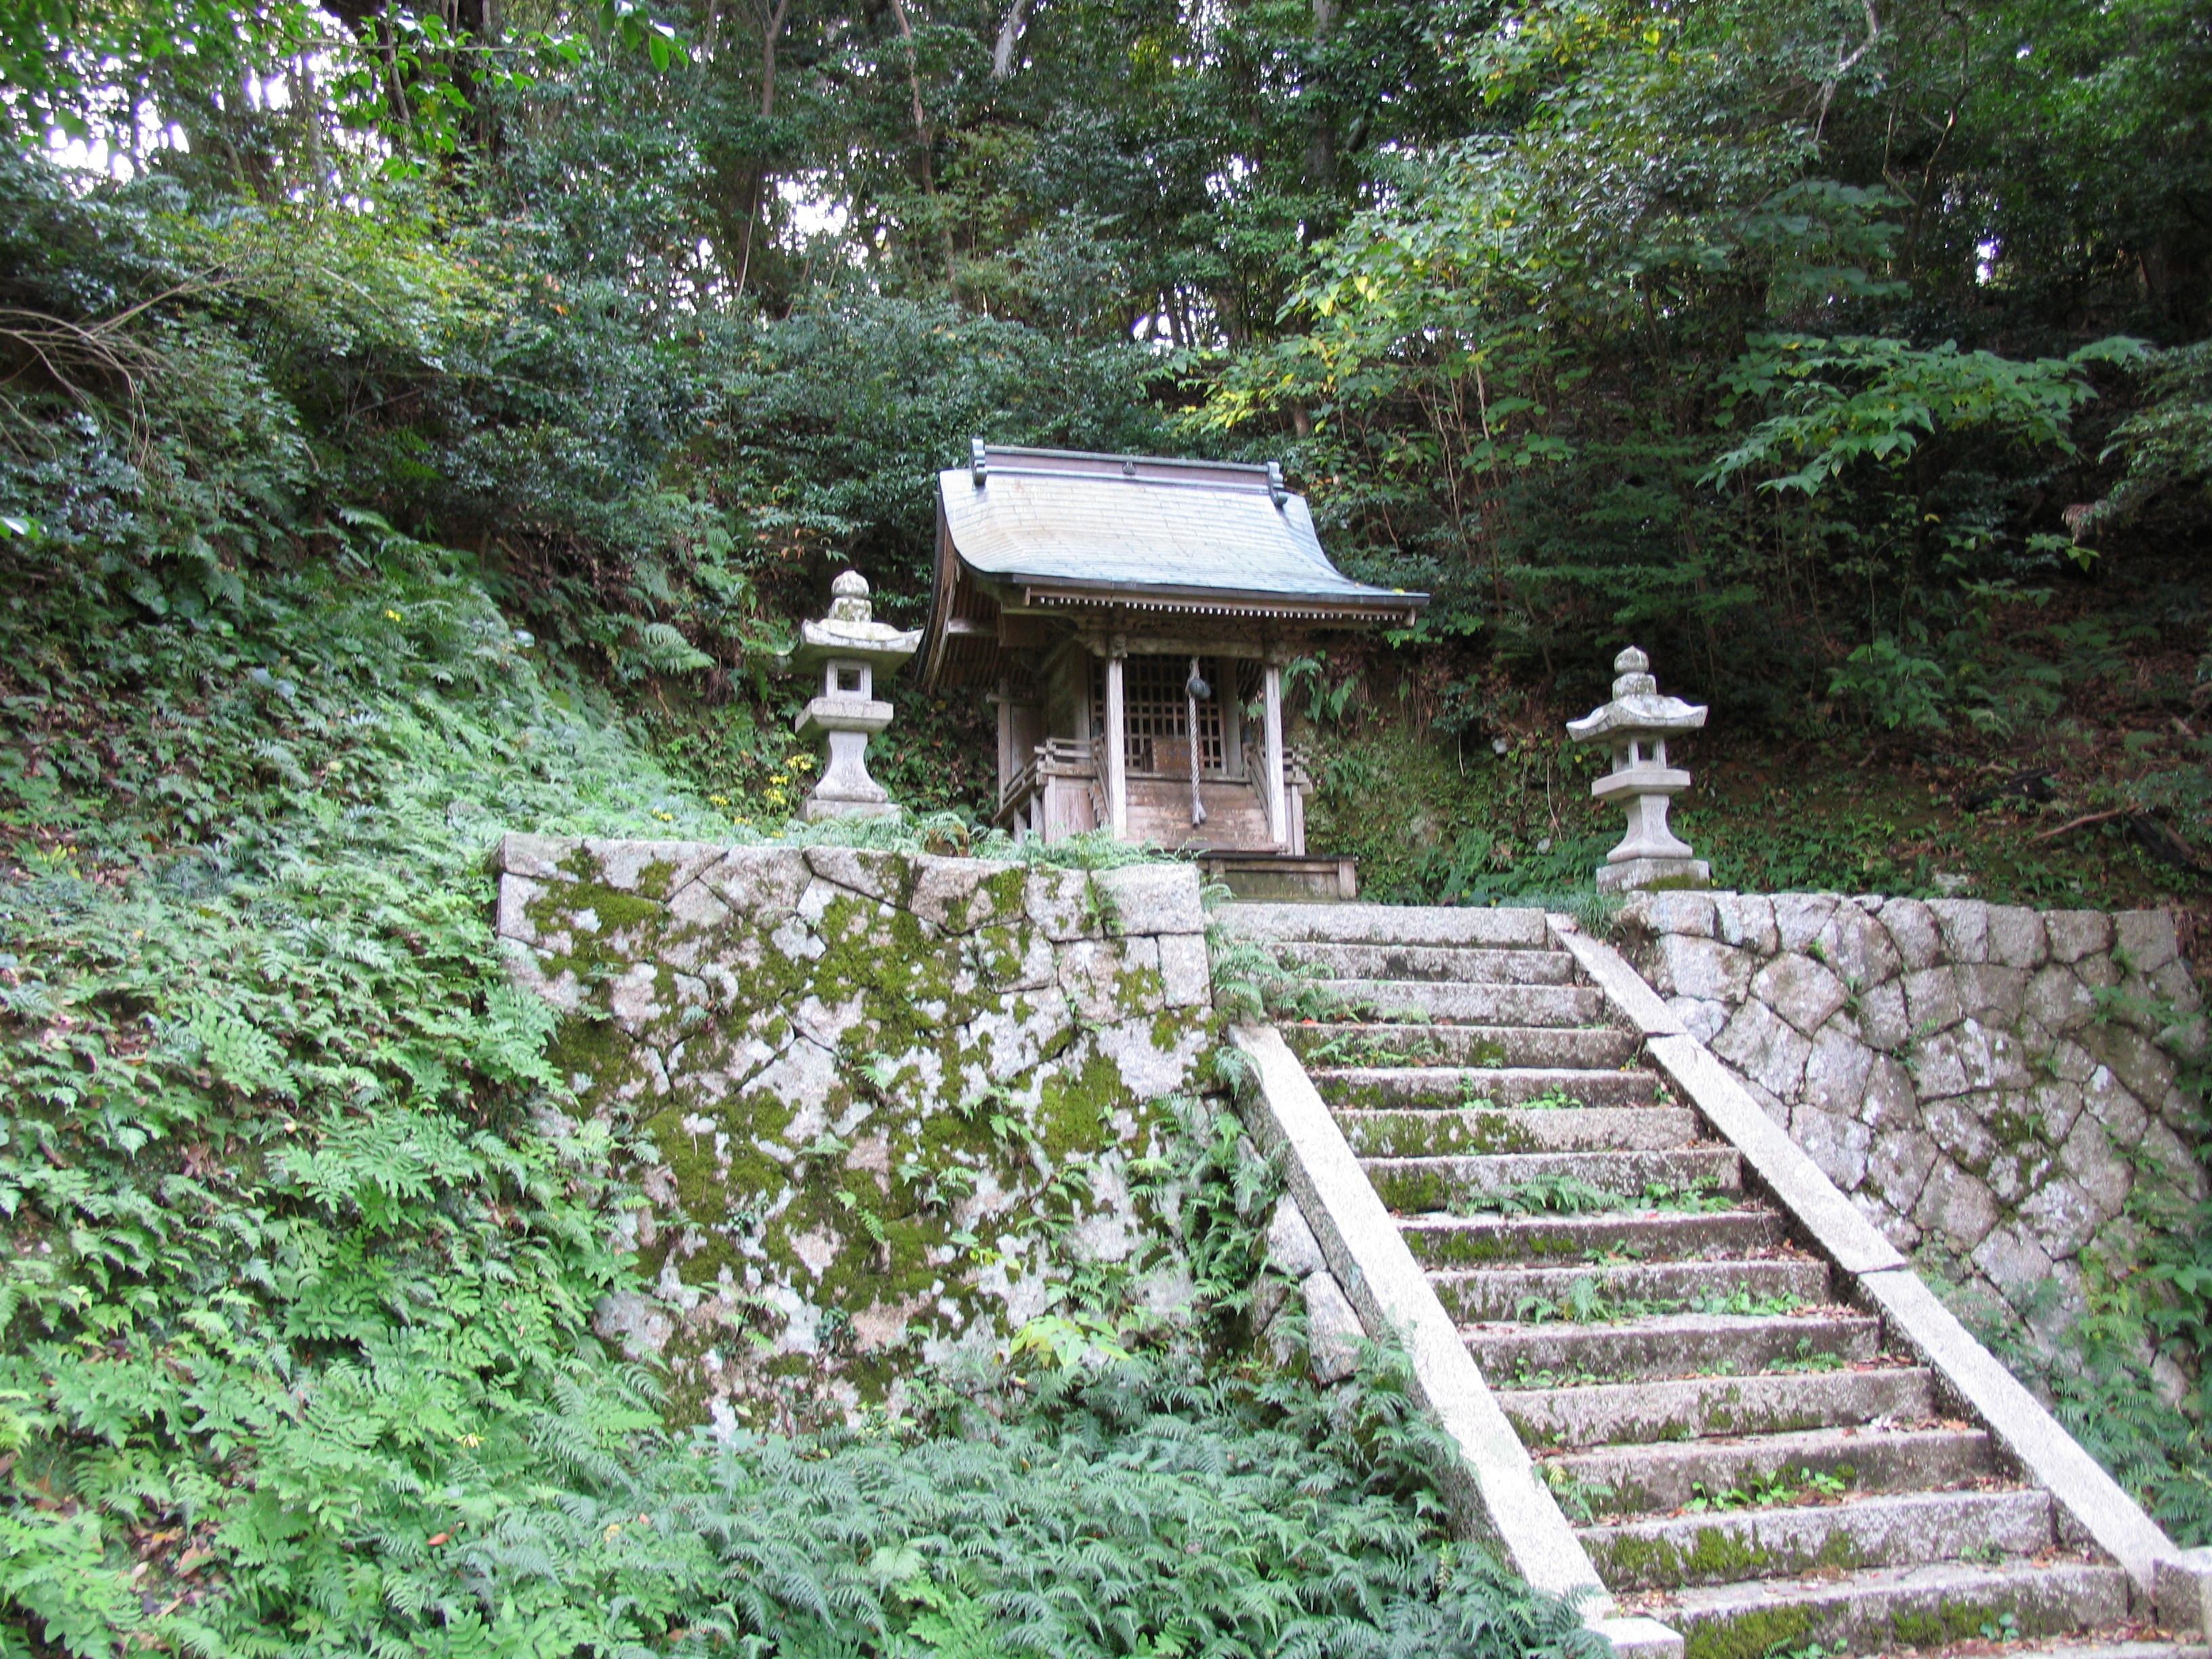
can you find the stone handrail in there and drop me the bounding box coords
[1231,1024,1683,1659]
[1549,914,2209,1626]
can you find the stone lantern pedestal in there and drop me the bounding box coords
[1567,646,1711,893]
[790,571,921,822]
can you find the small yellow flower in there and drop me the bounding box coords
[605,1522,622,1541]
[459,1433,481,1449]
[384,609,402,621]
[708,794,729,807]
[787,754,817,772]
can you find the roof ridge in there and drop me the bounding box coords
[969,444,1275,488]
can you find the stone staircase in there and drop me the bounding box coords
[1227,901,2198,1659]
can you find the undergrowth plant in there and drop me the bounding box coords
[0,512,731,1654]
[1924,994,2212,1545]
[0,516,1610,1654]
[0,475,1597,1653]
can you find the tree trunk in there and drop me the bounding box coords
[733,0,794,299]
[991,0,1029,80]
[887,0,959,295]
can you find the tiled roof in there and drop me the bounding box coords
[936,445,1423,610]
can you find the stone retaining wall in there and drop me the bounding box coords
[1616,891,2205,1346]
[492,835,1217,1429]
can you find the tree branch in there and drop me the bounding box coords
[1815,0,1880,142]
[2027,806,2129,844]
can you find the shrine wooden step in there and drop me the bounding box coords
[1124,783,1271,851]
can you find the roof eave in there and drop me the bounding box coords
[1017,577,1427,619]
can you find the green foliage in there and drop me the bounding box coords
[1199,0,2211,721]
[1681,1467,1848,1513]
[1931,1004,2212,1545]
[2087,338,2212,530]
[0,0,688,180]
[1706,334,2142,501]
[1481,1175,1615,1218]
[489,1349,1603,1659]
[0,546,719,1654]
[1293,708,2205,914]
[0,451,1591,1659]
[0,7,2205,1647]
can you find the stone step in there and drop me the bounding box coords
[1220,902,1551,948]
[1313,977,1610,1027]
[1335,1106,1702,1158]
[1498,1365,1937,1448]
[1467,1309,1881,1384]
[1364,1148,1740,1214]
[1312,1065,1666,1111]
[1582,1486,2053,1590]
[1430,1256,1830,1323]
[1548,1422,1992,1516]
[1267,940,1579,984]
[1652,1559,2129,1659]
[1401,1208,1790,1270]
[1284,1022,1644,1071]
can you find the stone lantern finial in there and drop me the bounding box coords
[1565,645,1711,892]
[788,571,922,821]
[828,569,872,622]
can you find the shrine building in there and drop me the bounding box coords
[920,441,1425,897]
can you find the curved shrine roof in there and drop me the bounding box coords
[936,445,1422,614]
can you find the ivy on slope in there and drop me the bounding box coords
[0,544,1587,1653]
[0,524,722,1654]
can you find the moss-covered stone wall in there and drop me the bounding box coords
[491,834,1216,1429]
[1618,891,2205,1354]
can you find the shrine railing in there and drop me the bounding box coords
[994,737,1103,840]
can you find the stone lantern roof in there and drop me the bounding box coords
[1566,647,1708,741]
[790,571,922,676]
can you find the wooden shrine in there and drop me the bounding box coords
[920,442,1425,897]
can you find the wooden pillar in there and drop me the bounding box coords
[1262,659,1286,848]
[1219,657,1243,778]
[994,674,1012,807]
[1105,637,1128,838]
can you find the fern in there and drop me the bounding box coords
[0,468,1596,1658]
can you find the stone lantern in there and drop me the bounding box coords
[1566,646,1711,892]
[790,571,922,821]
